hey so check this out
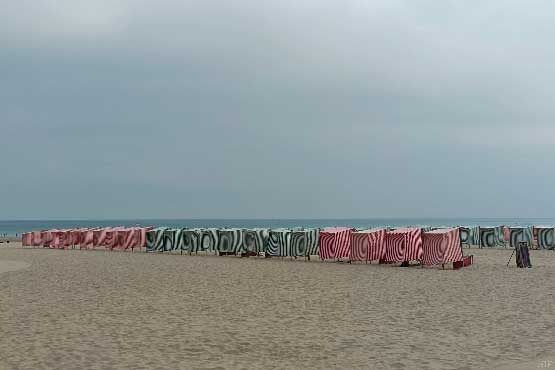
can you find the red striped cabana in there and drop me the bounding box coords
[319,227,353,261]
[421,228,463,266]
[350,228,386,262]
[384,228,423,263]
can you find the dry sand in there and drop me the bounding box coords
[1,243,555,370]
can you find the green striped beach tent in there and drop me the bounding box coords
[241,228,269,254]
[216,229,242,254]
[146,227,167,252]
[460,226,480,247]
[479,226,505,248]
[290,228,320,258]
[266,228,292,257]
[199,228,219,253]
[163,228,184,252]
[535,226,555,249]
[181,229,200,253]
[509,227,533,249]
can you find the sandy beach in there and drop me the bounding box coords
[1,243,555,370]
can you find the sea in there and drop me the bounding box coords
[1,218,554,236]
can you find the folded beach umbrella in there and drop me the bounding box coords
[351,228,386,262]
[421,228,463,266]
[217,229,242,254]
[384,228,423,263]
[479,226,505,248]
[145,227,167,252]
[534,226,555,249]
[508,227,533,249]
[319,227,353,261]
[267,228,292,256]
[289,228,319,257]
[241,228,269,254]
[198,228,218,252]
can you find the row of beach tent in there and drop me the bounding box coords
[460,225,555,249]
[21,226,471,268]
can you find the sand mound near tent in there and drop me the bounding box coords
[1,244,555,370]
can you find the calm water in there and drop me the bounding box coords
[1,218,554,236]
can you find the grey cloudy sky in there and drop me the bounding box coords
[2,0,555,219]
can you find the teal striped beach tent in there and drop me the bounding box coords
[181,229,200,253]
[241,228,269,254]
[146,227,167,252]
[535,226,555,249]
[509,227,533,249]
[460,226,479,247]
[290,229,320,257]
[479,226,505,248]
[199,228,219,252]
[217,229,242,254]
[267,229,292,257]
[163,228,183,252]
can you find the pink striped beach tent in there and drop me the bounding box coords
[41,230,54,248]
[421,228,464,267]
[80,229,95,249]
[22,232,32,246]
[319,227,354,261]
[31,230,44,247]
[350,228,386,262]
[384,228,423,263]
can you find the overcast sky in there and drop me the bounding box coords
[2,0,555,219]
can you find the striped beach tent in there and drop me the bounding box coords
[241,228,269,254]
[22,232,32,246]
[479,226,505,248]
[318,227,353,261]
[421,228,463,266]
[146,227,167,252]
[181,229,200,253]
[384,228,423,263]
[266,229,292,257]
[199,228,219,252]
[459,226,480,247]
[289,229,319,258]
[161,228,181,252]
[350,228,386,262]
[509,227,534,249]
[535,226,555,249]
[217,229,242,254]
